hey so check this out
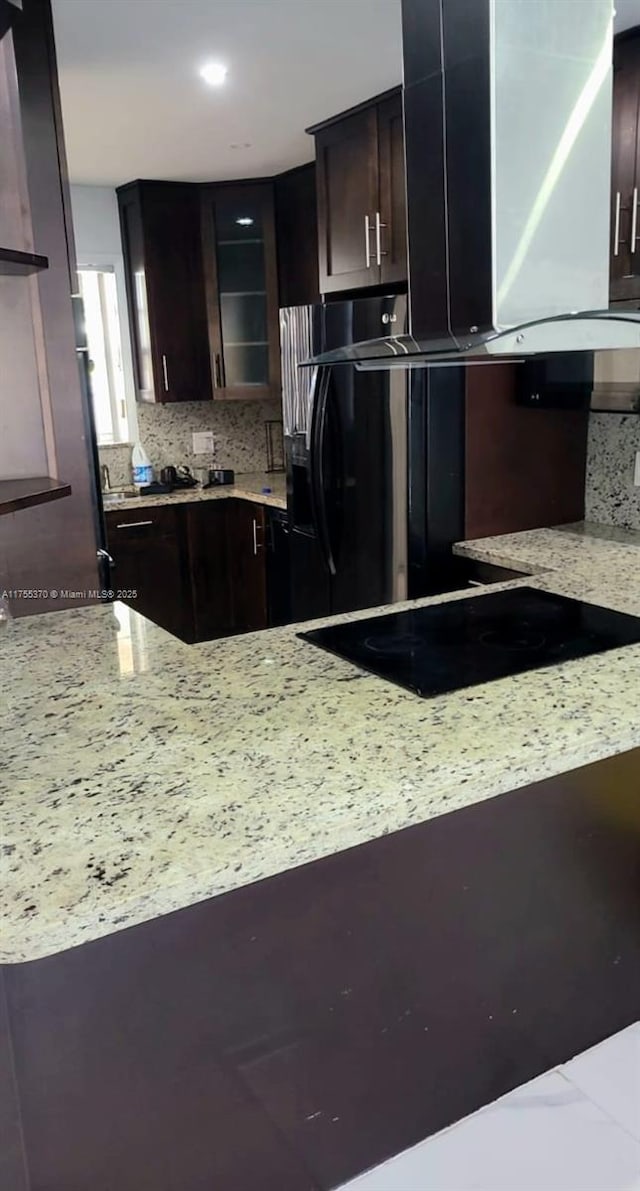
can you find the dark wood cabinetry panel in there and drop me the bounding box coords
[117,182,212,404]
[0,247,48,274]
[118,188,151,397]
[5,0,99,614]
[274,162,320,307]
[310,88,407,295]
[465,365,588,540]
[0,476,71,516]
[313,106,380,293]
[201,182,281,401]
[185,502,234,641]
[227,500,268,632]
[377,91,407,287]
[611,35,640,299]
[106,499,273,643]
[106,506,192,640]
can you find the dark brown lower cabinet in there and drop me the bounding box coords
[106,499,270,643]
[105,506,192,640]
[185,502,234,642]
[227,500,268,633]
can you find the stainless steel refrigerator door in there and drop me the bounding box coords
[280,305,319,440]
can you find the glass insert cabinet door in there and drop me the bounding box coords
[201,183,281,399]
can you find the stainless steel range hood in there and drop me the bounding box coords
[307,0,640,370]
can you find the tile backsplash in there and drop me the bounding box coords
[585,413,640,529]
[99,398,282,488]
[97,443,131,489]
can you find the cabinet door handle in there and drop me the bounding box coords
[252,518,258,555]
[632,188,638,255]
[115,520,153,529]
[214,352,223,389]
[375,211,388,265]
[364,214,373,268]
[161,354,169,392]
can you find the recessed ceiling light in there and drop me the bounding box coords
[199,61,228,87]
[236,217,254,226]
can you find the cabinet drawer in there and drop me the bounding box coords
[106,505,179,538]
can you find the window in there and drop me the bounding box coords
[78,267,131,444]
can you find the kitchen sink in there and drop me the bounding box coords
[103,488,136,504]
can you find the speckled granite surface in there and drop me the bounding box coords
[585,413,640,530]
[103,470,286,512]
[453,521,640,615]
[3,521,640,963]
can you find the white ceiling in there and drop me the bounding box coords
[51,0,403,186]
[615,0,640,31]
[52,0,640,188]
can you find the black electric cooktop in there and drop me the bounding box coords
[299,587,640,698]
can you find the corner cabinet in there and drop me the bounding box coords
[610,33,640,301]
[105,505,193,640]
[200,183,281,401]
[117,181,213,403]
[274,163,320,307]
[105,498,273,642]
[309,88,407,295]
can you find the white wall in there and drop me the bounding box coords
[69,184,138,442]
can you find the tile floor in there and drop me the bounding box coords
[341,1024,640,1190]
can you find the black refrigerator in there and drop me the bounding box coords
[281,294,466,623]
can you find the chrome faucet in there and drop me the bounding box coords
[100,463,111,492]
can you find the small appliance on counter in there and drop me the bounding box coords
[138,482,173,495]
[203,469,235,488]
[159,465,198,490]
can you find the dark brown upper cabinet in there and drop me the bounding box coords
[611,34,640,301]
[200,182,281,401]
[274,162,320,307]
[117,181,212,403]
[377,92,407,287]
[309,88,407,295]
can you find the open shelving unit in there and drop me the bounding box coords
[0,246,49,275]
[0,476,72,517]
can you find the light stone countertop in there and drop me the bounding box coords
[3,520,640,964]
[102,470,286,512]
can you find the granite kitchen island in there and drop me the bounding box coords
[3,520,640,963]
[3,521,640,1191]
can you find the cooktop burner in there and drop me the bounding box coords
[299,587,640,698]
[364,632,426,655]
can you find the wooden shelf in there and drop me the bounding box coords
[0,247,49,276]
[0,477,71,516]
